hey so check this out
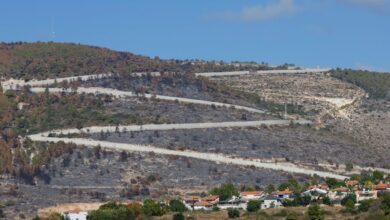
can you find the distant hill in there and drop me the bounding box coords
[0,42,263,80]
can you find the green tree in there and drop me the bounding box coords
[344,200,356,213]
[325,178,344,189]
[358,199,374,212]
[169,199,187,212]
[227,208,240,219]
[247,200,261,212]
[87,202,137,220]
[278,182,290,191]
[210,184,238,201]
[265,184,276,194]
[341,194,357,206]
[172,213,185,220]
[322,196,332,206]
[345,162,353,172]
[307,204,324,220]
[381,193,390,216]
[373,170,385,182]
[142,199,165,216]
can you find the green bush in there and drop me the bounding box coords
[247,200,261,212]
[227,208,240,218]
[307,204,324,220]
[358,199,374,212]
[88,206,135,220]
[341,194,357,206]
[212,205,220,211]
[169,199,187,212]
[322,196,332,206]
[381,193,390,216]
[172,212,185,220]
[142,199,166,216]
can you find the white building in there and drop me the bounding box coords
[239,191,264,201]
[261,195,283,209]
[355,190,378,202]
[63,210,88,220]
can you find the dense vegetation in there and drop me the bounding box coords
[331,69,390,99]
[0,42,268,80]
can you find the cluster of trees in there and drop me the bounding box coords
[85,200,186,220]
[331,69,390,99]
[210,183,239,201]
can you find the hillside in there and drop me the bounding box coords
[1,42,390,219]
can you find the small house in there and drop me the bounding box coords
[355,190,378,202]
[63,209,88,220]
[272,188,293,199]
[193,201,213,211]
[202,195,219,204]
[239,191,264,201]
[261,195,283,209]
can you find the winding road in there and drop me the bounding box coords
[1,71,357,180]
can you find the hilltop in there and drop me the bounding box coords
[0,42,270,80]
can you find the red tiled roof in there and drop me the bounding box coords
[194,201,213,207]
[345,180,359,186]
[202,195,219,201]
[66,208,82,214]
[333,187,349,192]
[272,188,293,195]
[240,191,263,196]
[374,183,390,190]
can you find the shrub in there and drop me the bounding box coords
[307,204,324,220]
[322,196,332,206]
[142,199,165,216]
[172,213,185,220]
[344,200,356,214]
[169,199,187,212]
[247,200,261,212]
[88,207,135,220]
[381,193,390,215]
[212,205,220,211]
[227,208,240,218]
[358,199,374,212]
[341,194,357,206]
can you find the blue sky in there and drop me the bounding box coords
[1,0,390,71]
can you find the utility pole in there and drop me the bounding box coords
[284,103,287,120]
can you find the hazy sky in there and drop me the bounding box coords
[1,0,390,71]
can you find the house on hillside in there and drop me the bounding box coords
[328,187,350,201]
[303,187,328,200]
[355,190,378,202]
[272,188,293,200]
[218,196,247,210]
[193,201,213,211]
[261,195,283,209]
[202,195,219,205]
[183,196,202,210]
[345,180,359,187]
[239,191,264,201]
[308,184,329,191]
[374,182,390,192]
[63,209,88,220]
